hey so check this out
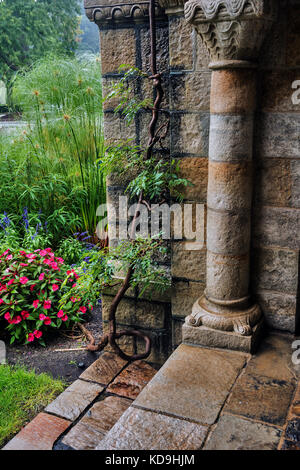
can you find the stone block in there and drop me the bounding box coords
[246,333,297,382]
[171,241,206,281]
[79,352,127,386]
[172,318,184,348]
[134,344,247,425]
[254,158,291,207]
[255,290,297,334]
[258,13,286,68]
[287,2,300,67]
[182,322,263,354]
[253,206,300,250]
[206,251,250,300]
[169,16,194,70]
[209,114,253,162]
[45,380,103,421]
[102,321,135,357]
[252,247,299,295]
[62,396,132,450]
[107,360,157,399]
[259,70,300,113]
[103,111,136,144]
[207,208,251,255]
[207,161,253,211]
[255,113,300,159]
[171,279,205,319]
[204,413,281,450]
[173,156,208,202]
[102,295,167,329]
[100,29,136,74]
[96,406,208,450]
[210,69,256,114]
[170,72,211,111]
[291,159,300,208]
[140,25,169,74]
[224,372,296,427]
[3,412,71,451]
[171,112,209,156]
[135,329,172,365]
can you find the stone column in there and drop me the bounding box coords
[182,0,277,352]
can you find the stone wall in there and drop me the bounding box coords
[85,0,300,363]
[252,0,300,334]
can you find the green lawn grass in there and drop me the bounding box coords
[0,364,66,448]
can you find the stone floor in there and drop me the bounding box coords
[2,332,300,450]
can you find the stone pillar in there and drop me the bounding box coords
[182,0,277,352]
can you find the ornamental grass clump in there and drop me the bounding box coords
[0,248,93,345]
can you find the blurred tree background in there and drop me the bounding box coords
[0,0,100,85]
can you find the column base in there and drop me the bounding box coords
[182,321,264,354]
[186,295,262,336]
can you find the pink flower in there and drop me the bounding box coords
[43,259,52,266]
[39,273,45,281]
[19,250,26,256]
[0,299,4,305]
[62,315,68,322]
[27,333,35,342]
[52,284,59,292]
[45,248,52,253]
[51,262,59,270]
[56,257,64,265]
[33,300,40,309]
[72,283,77,288]
[13,315,22,324]
[25,254,37,260]
[20,276,29,285]
[7,279,14,286]
[21,310,30,319]
[34,330,42,339]
[4,312,10,321]
[44,317,51,326]
[3,249,10,256]
[43,300,51,310]
[20,263,28,267]
[39,313,46,321]
[30,284,36,292]
[79,306,87,314]
[6,255,12,261]
[57,310,64,318]
[39,250,48,257]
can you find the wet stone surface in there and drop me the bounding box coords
[61,396,132,450]
[107,360,157,399]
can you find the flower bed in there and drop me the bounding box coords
[0,247,92,345]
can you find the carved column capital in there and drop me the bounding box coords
[184,0,277,66]
[84,0,165,26]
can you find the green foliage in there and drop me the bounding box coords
[0,0,81,83]
[0,364,66,448]
[57,236,87,266]
[0,55,106,247]
[105,66,153,124]
[60,236,171,309]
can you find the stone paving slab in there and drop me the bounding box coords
[204,413,282,450]
[79,352,127,386]
[278,381,300,450]
[246,334,296,381]
[96,407,208,450]
[3,413,71,450]
[45,379,103,421]
[134,344,247,425]
[107,360,157,399]
[224,372,295,427]
[62,396,132,450]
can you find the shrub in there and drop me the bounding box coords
[0,247,93,345]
